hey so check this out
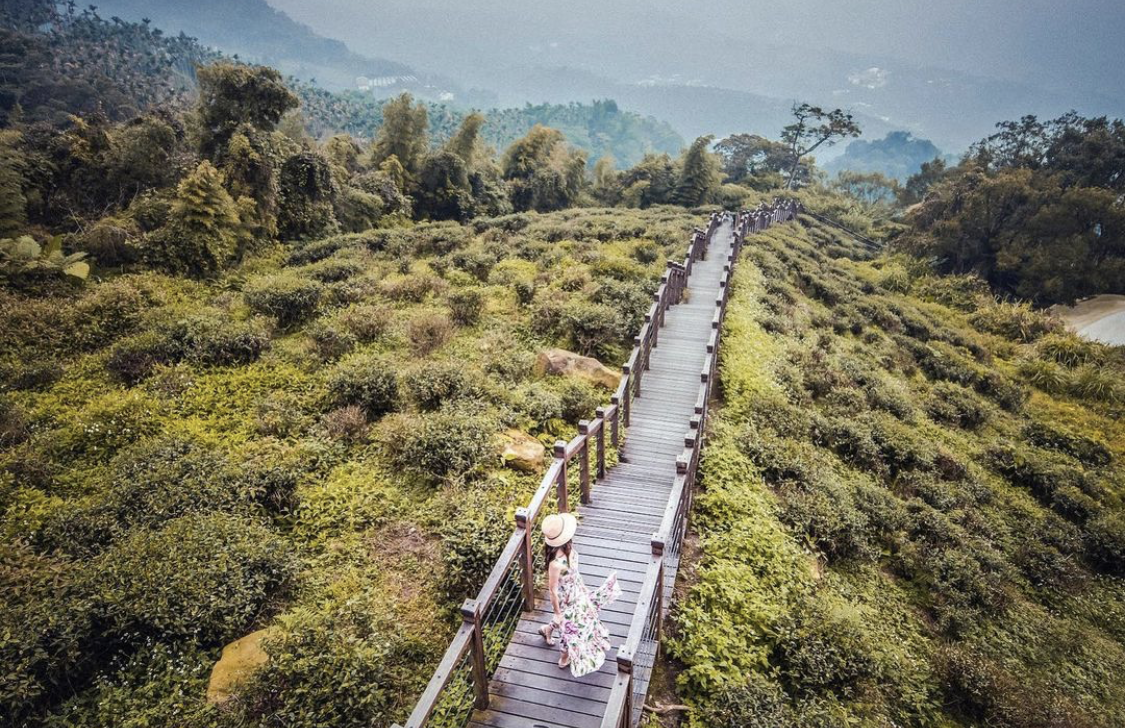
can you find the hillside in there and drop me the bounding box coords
[1,206,703,726]
[672,214,1125,727]
[298,90,684,167]
[92,0,415,91]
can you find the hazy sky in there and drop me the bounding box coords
[269,0,1125,100]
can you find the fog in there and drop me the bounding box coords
[268,0,1125,150]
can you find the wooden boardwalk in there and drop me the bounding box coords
[395,202,800,728]
[467,221,739,728]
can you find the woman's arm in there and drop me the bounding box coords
[548,560,562,620]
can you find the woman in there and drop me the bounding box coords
[537,512,621,676]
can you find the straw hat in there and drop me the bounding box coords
[541,512,577,547]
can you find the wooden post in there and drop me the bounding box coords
[620,367,631,427]
[594,407,607,479]
[515,508,534,610]
[577,421,591,505]
[608,397,621,448]
[462,599,489,710]
[554,441,569,512]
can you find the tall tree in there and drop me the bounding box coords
[780,103,861,189]
[714,133,789,183]
[369,93,429,185]
[156,160,241,276]
[502,125,586,212]
[446,111,485,167]
[673,135,721,207]
[0,131,28,238]
[196,63,299,157]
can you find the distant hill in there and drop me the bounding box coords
[92,0,415,91]
[824,131,951,181]
[297,87,684,167]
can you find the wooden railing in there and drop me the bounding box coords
[394,201,800,728]
[599,199,801,728]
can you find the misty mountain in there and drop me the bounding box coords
[92,0,416,91]
[271,0,1125,152]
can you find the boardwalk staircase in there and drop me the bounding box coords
[394,200,802,728]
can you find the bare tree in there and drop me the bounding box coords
[781,103,861,189]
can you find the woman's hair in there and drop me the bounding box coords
[545,539,572,566]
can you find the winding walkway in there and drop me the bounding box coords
[467,221,738,728]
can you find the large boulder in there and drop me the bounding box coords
[501,429,547,473]
[534,348,619,390]
[206,627,275,705]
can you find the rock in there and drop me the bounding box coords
[501,429,546,473]
[534,348,619,390]
[206,627,275,705]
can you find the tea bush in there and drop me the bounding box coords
[325,353,400,418]
[243,273,324,329]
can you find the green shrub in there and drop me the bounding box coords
[406,313,453,356]
[230,571,432,728]
[1022,422,1112,467]
[244,274,324,329]
[926,382,992,429]
[776,600,878,697]
[447,288,485,326]
[564,300,624,358]
[1085,512,1125,575]
[107,331,180,384]
[1036,333,1105,368]
[402,361,481,411]
[319,405,369,443]
[969,301,1062,342]
[701,673,796,728]
[557,379,602,425]
[380,409,496,484]
[632,240,660,265]
[779,484,875,562]
[325,353,399,418]
[337,302,392,342]
[90,512,293,642]
[451,249,497,281]
[307,321,357,360]
[379,274,447,303]
[440,503,510,602]
[107,314,271,383]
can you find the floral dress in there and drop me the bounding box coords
[554,551,621,677]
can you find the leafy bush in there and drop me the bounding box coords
[90,512,294,642]
[379,274,447,303]
[319,405,369,443]
[307,321,358,360]
[564,300,624,358]
[325,353,399,418]
[380,409,496,484]
[402,361,481,411]
[337,302,392,342]
[776,600,879,697]
[447,288,485,326]
[440,503,510,602]
[969,300,1061,342]
[701,674,796,728]
[108,314,271,383]
[406,312,453,356]
[926,382,992,429]
[243,273,324,329]
[1036,333,1105,368]
[1022,422,1112,467]
[1085,512,1125,575]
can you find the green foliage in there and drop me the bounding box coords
[153,160,242,277]
[243,272,324,329]
[502,125,587,212]
[368,93,429,182]
[673,135,721,206]
[380,409,497,484]
[197,62,299,156]
[907,113,1125,304]
[325,352,400,418]
[447,287,485,326]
